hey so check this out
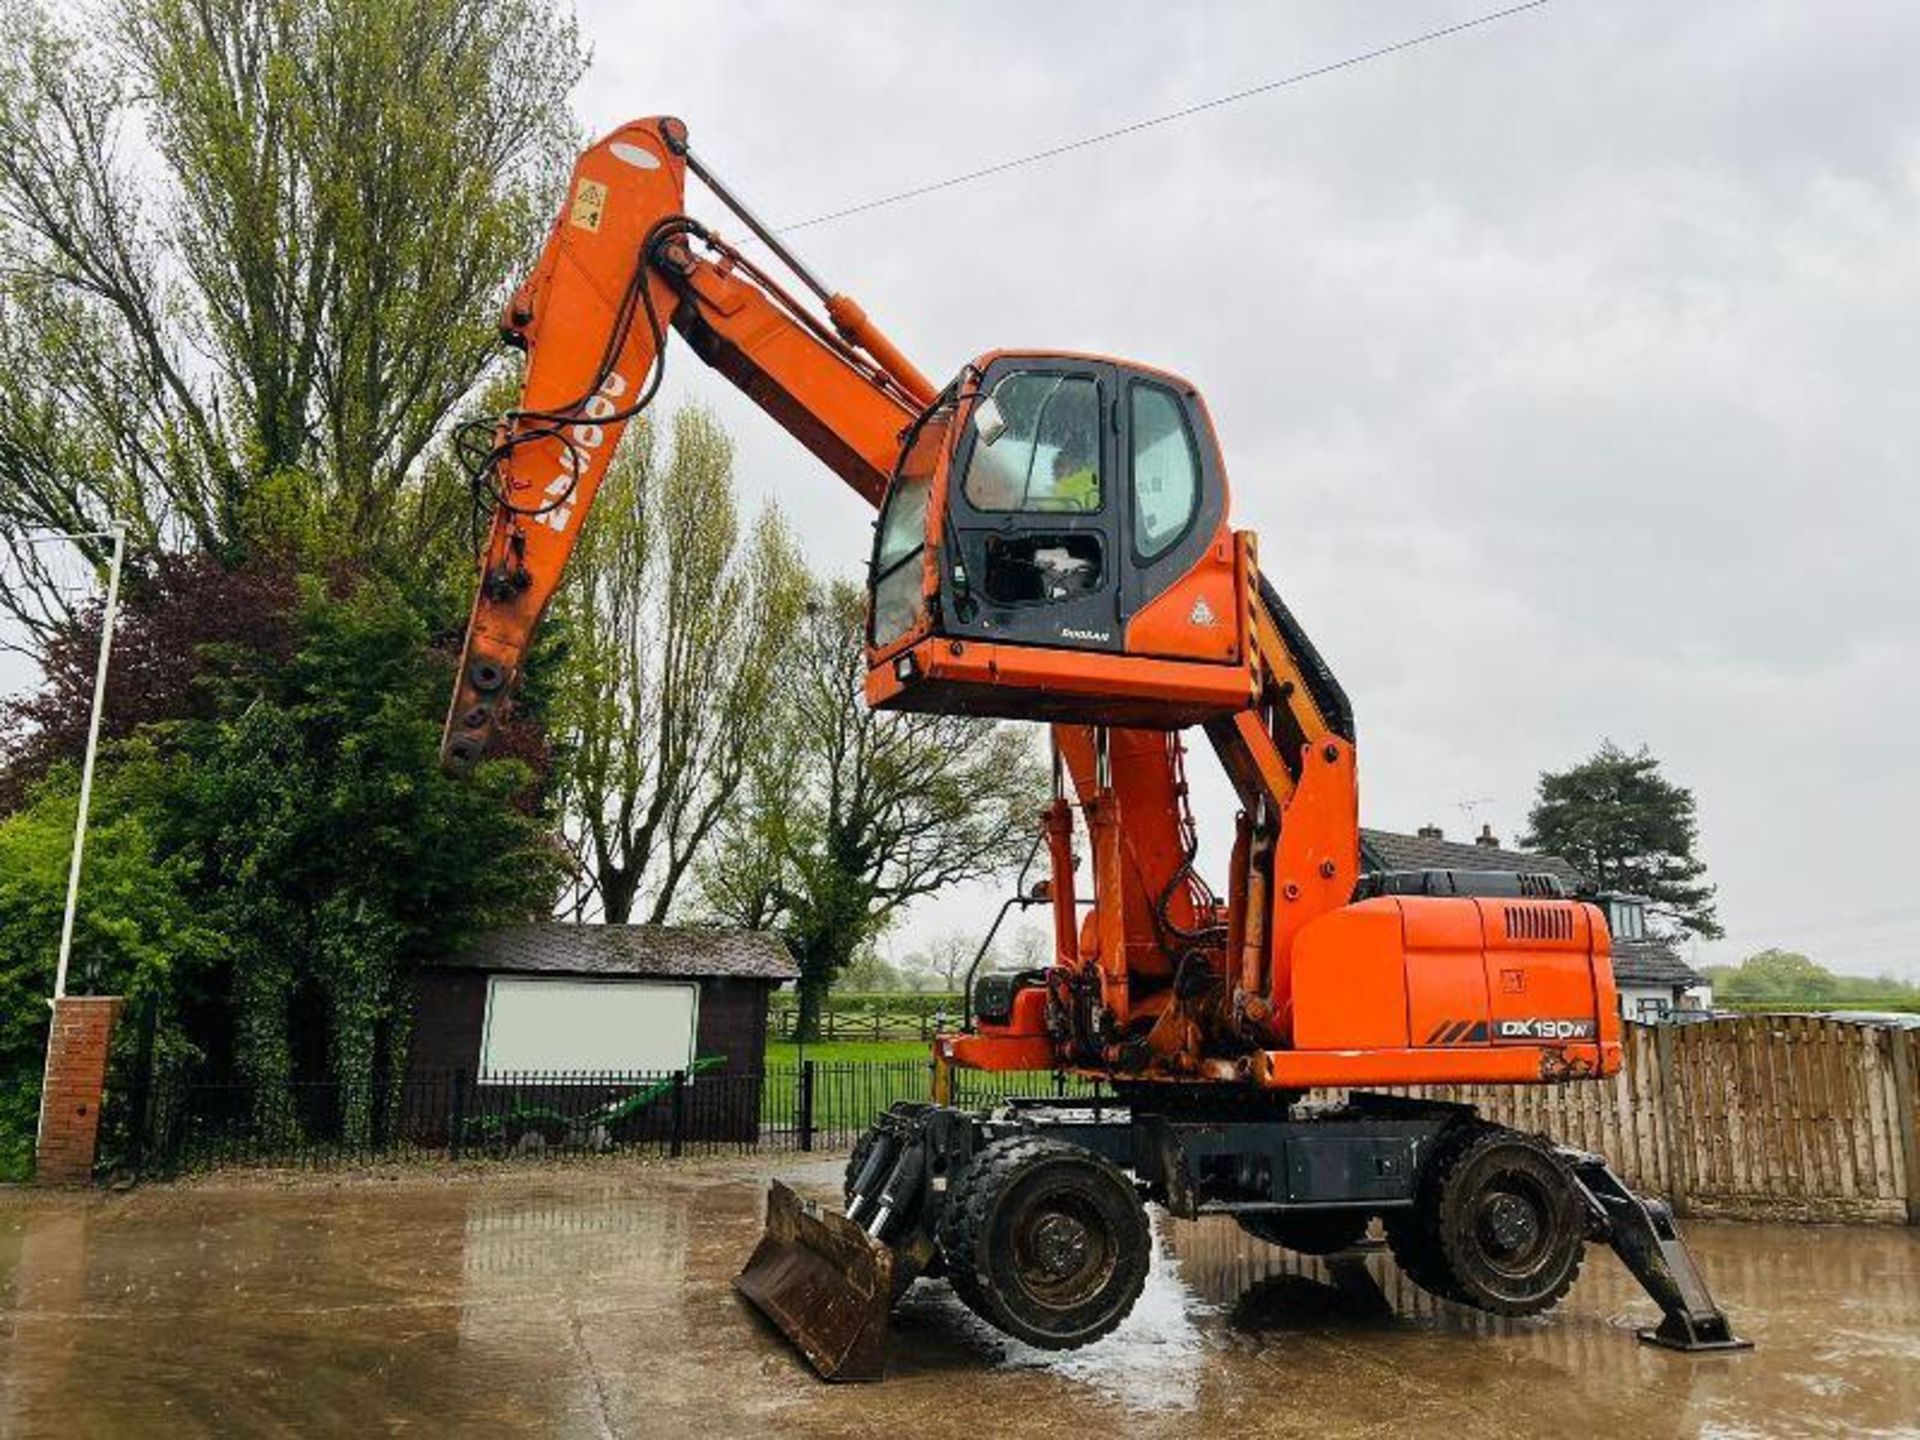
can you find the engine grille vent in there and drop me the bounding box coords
[1504,904,1575,943]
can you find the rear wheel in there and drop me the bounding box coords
[1388,1125,1584,1316]
[1434,1129,1585,1315]
[938,1136,1150,1350]
[1235,1209,1372,1255]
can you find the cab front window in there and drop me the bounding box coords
[962,371,1102,514]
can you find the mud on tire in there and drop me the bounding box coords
[938,1136,1150,1350]
[1388,1124,1585,1317]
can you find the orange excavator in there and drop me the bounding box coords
[444,117,1745,1378]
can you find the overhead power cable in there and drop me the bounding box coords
[775,0,1553,234]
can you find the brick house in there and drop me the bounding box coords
[1359,824,1709,1022]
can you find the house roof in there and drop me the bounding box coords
[1358,827,1703,992]
[1359,827,1585,887]
[1609,939,1704,992]
[436,923,799,982]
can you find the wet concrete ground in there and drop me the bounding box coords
[1,1156,1915,1439]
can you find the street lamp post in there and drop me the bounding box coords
[52,525,127,1001]
[24,524,130,1180]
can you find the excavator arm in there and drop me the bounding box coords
[439,119,1253,1055]
[440,114,1255,1074]
[440,119,1289,1049]
[442,112,1420,1080]
[442,116,929,771]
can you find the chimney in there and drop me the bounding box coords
[1475,823,1500,849]
[1416,823,1444,840]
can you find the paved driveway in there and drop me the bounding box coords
[2,1156,1915,1437]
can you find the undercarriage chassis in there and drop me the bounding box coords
[736,1090,1748,1380]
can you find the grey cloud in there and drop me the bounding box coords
[579,0,1920,976]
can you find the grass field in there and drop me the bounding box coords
[756,1044,930,1139]
[755,1040,1104,1142]
[763,1040,929,1065]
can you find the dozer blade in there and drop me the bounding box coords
[735,1180,894,1382]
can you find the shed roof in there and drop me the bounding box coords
[436,923,798,982]
[1359,827,1585,887]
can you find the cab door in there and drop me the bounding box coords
[1114,371,1233,662]
[939,359,1125,653]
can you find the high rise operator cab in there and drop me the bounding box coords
[864,352,1260,728]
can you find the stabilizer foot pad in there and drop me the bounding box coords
[1637,1327,1754,1353]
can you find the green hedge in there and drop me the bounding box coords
[1715,999,1920,1014]
[770,992,963,1015]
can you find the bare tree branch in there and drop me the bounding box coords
[548,406,809,925]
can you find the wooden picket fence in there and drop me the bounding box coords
[1388,1017,1920,1224]
[769,993,962,1042]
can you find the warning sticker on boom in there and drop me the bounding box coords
[570,178,608,232]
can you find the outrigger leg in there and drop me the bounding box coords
[1561,1150,1752,1352]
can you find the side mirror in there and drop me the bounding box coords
[974,394,1007,447]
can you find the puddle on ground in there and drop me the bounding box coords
[879,1206,1920,1435]
[2,1160,1918,1439]
[895,1217,1218,1414]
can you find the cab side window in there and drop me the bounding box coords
[868,412,948,648]
[1129,383,1200,560]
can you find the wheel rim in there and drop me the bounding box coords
[1450,1151,1582,1299]
[1009,1189,1119,1313]
[1472,1181,1549,1276]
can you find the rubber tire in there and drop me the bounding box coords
[1235,1209,1372,1256]
[1433,1128,1584,1315]
[1385,1124,1480,1303]
[1389,1125,1584,1316]
[938,1136,1151,1351]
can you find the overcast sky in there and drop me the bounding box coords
[7,2,1915,981]
[569,0,1920,979]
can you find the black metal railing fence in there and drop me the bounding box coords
[113,1057,1108,1178]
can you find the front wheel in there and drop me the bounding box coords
[938,1136,1150,1350]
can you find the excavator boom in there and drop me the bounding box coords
[443,117,923,773]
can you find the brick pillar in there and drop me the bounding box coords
[35,996,124,1185]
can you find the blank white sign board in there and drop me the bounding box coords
[480,977,698,1077]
